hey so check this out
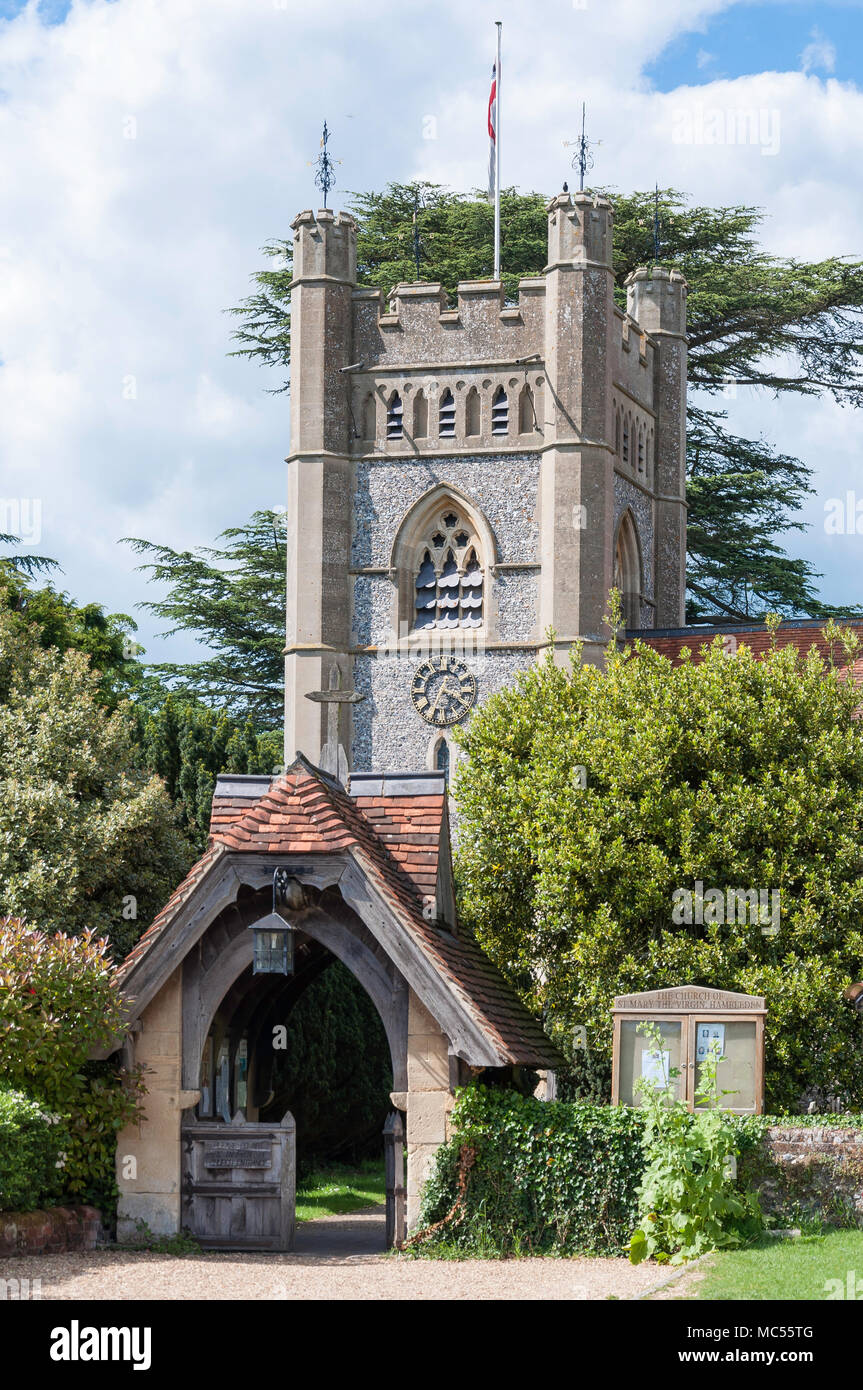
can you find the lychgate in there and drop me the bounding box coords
[99,758,560,1249]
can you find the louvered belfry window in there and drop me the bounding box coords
[439,388,456,438]
[491,385,508,435]
[414,510,484,630]
[386,390,403,439]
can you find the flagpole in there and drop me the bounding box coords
[493,20,502,281]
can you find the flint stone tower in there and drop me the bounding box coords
[284,193,687,778]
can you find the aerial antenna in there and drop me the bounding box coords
[563,103,602,192]
[312,120,340,208]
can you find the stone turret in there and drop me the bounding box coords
[540,192,617,664]
[284,209,358,767]
[625,266,688,627]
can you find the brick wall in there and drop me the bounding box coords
[744,1125,863,1227]
[0,1205,106,1256]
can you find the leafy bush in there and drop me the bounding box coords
[0,1086,67,1211]
[0,918,145,1210]
[629,1029,763,1265]
[454,619,863,1110]
[414,1086,645,1256]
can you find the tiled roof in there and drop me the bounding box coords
[121,757,560,1069]
[636,619,863,672]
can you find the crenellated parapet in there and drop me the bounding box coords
[352,277,546,369]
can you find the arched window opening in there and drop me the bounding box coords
[439,388,456,438]
[614,409,621,457]
[386,391,403,440]
[413,390,428,439]
[637,428,645,475]
[361,393,376,441]
[614,512,642,630]
[413,509,484,631]
[465,387,481,437]
[491,385,508,436]
[622,416,630,465]
[518,384,536,434]
[435,737,450,779]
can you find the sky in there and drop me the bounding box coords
[1,0,862,665]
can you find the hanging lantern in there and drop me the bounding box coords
[249,871,303,975]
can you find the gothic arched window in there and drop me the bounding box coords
[439,388,456,438]
[413,509,484,631]
[491,385,508,435]
[614,511,642,630]
[637,426,645,475]
[614,408,621,457]
[518,384,536,434]
[413,390,428,439]
[465,387,481,437]
[622,415,630,465]
[386,390,403,440]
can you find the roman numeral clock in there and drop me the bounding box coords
[411,656,477,727]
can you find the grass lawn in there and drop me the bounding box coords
[675,1230,863,1300]
[295,1158,387,1222]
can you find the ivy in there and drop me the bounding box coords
[415,1086,645,1257]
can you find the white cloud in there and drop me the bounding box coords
[800,26,837,76]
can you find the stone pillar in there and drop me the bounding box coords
[540,192,617,666]
[404,991,453,1231]
[285,208,357,766]
[115,969,199,1240]
[625,267,688,628]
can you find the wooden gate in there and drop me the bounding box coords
[181,1111,296,1251]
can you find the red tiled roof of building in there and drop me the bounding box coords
[636,619,863,674]
[121,758,560,1069]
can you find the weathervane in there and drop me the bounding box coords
[312,120,339,208]
[563,103,602,192]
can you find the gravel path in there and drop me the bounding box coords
[1,1206,661,1301]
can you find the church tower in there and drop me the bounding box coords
[284,192,687,779]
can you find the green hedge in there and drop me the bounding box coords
[413,1090,863,1258]
[0,1087,67,1212]
[415,1086,646,1256]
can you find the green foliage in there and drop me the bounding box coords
[0,607,192,958]
[133,693,281,853]
[229,181,863,618]
[454,622,863,1111]
[0,1086,67,1211]
[125,1219,201,1255]
[1,566,145,709]
[0,919,145,1210]
[123,509,286,725]
[261,960,393,1166]
[629,1027,762,1265]
[416,1086,645,1257]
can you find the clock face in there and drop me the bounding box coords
[411,657,477,726]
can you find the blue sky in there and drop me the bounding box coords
[1,0,862,668]
[647,1,863,87]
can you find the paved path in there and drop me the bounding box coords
[1,1206,661,1300]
